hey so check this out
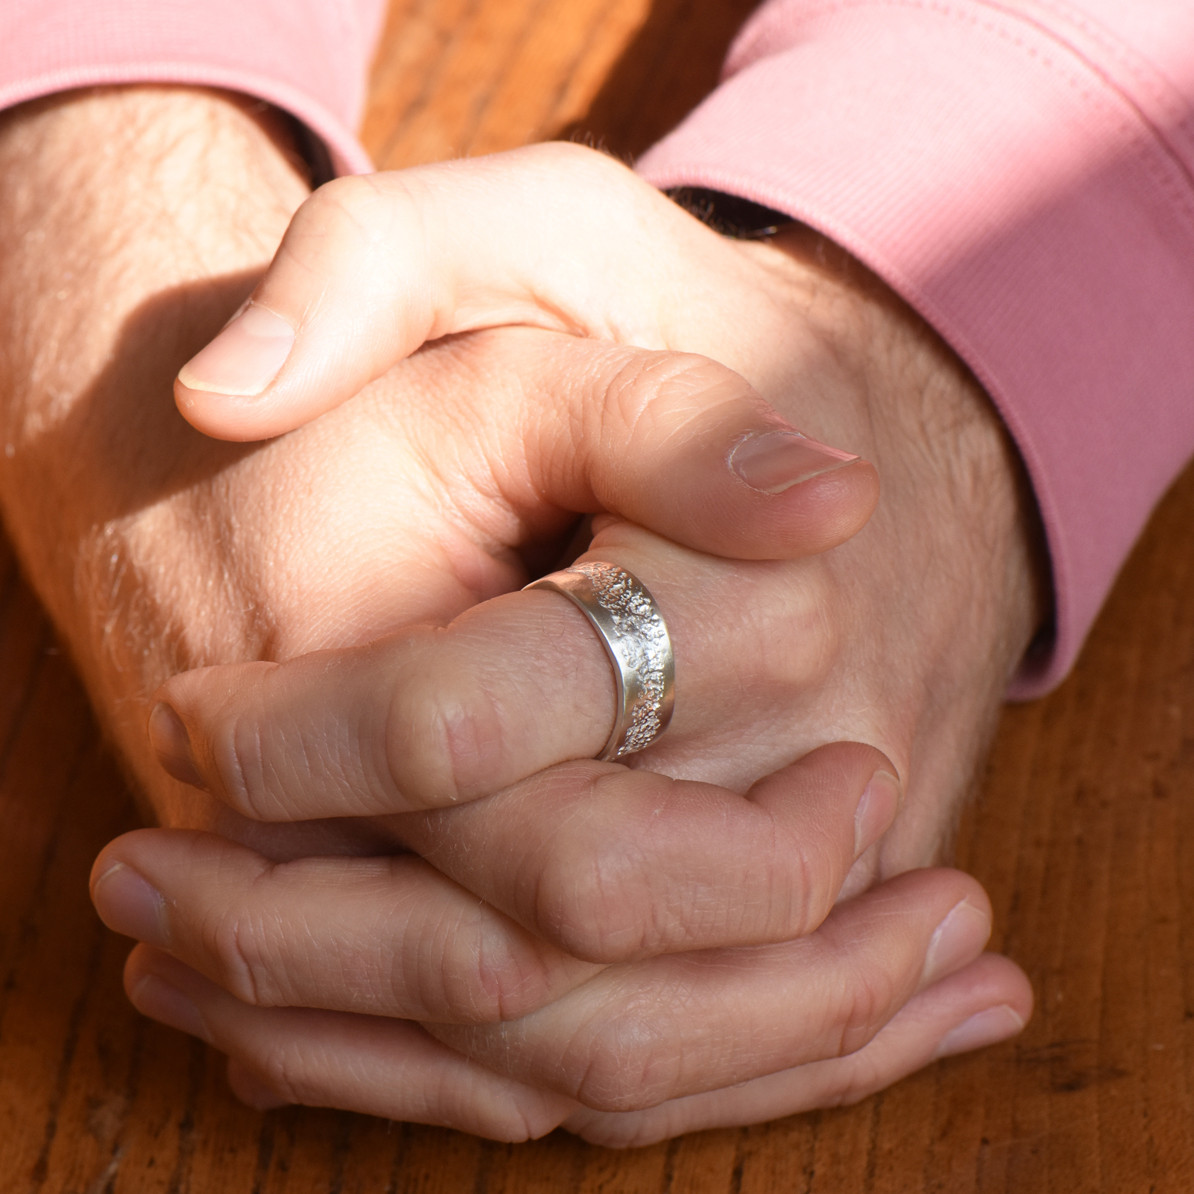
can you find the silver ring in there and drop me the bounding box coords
[524,562,674,761]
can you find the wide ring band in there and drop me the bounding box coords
[524,562,675,761]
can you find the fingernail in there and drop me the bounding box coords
[149,702,206,790]
[921,899,991,985]
[130,972,212,1044]
[854,770,901,857]
[92,862,170,948]
[729,430,859,494]
[933,1004,1025,1059]
[177,303,294,396]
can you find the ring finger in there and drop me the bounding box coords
[149,526,851,823]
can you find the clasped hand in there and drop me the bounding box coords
[83,141,1035,1144]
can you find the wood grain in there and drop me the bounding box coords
[3,2,1193,1190]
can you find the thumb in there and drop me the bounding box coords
[174,144,754,441]
[476,330,878,561]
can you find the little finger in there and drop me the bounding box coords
[426,867,994,1111]
[564,952,1031,1146]
[123,947,574,1141]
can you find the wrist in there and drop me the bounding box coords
[724,223,1049,876]
[749,224,1048,678]
[0,86,310,798]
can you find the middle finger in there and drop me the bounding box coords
[91,738,897,1023]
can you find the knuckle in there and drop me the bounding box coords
[531,798,651,961]
[249,1040,314,1108]
[212,710,276,820]
[371,858,549,1023]
[434,927,561,1024]
[530,771,731,960]
[529,854,615,961]
[476,1103,559,1144]
[740,571,837,693]
[769,797,851,936]
[423,1056,567,1142]
[601,351,737,441]
[774,845,834,939]
[826,1048,897,1109]
[831,964,900,1059]
[305,174,395,240]
[203,905,280,1008]
[565,1002,679,1112]
[803,585,843,683]
[382,646,505,809]
[291,175,418,283]
[572,1113,666,1150]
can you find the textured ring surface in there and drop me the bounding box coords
[524,562,674,760]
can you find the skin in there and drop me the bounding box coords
[0,88,1038,1144]
[151,142,1048,875]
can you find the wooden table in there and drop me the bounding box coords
[4,2,1194,1189]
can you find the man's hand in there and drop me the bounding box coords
[0,93,1026,1142]
[0,99,872,827]
[0,86,309,826]
[61,144,1044,1137]
[158,145,1047,879]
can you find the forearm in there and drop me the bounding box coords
[0,0,382,175]
[640,0,1194,691]
[0,87,309,803]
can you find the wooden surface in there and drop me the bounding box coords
[4,1,1194,1189]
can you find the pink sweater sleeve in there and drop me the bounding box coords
[639,0,1194,696]
[0,0,387,174]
